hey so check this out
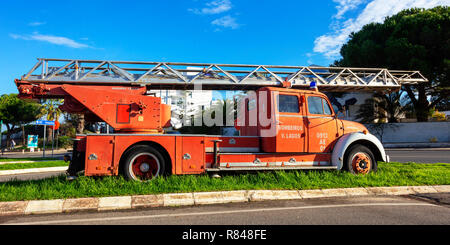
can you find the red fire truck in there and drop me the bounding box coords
[15,58,427,181]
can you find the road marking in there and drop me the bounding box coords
[4,202,440,225]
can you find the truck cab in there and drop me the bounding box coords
[237,87,367,152]
[235,86,386,174]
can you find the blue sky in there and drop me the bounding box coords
[0,0,448,96]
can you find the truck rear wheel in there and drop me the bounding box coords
[345,145,376,175]
[122,145,166,181]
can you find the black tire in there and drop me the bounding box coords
[122,145,166,181]
[344,144,377,174]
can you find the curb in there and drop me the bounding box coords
[0,167,68,176]
[0,185,448,216]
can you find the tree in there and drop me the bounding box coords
[0,94,42,148]
[355,92,405,143]
[62,113,86,136]
[355,91,408,123]
[334,6,450,121]
[40,99,63,141]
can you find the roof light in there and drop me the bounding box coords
[310,81,318,91]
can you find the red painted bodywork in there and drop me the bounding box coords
[16,81,170,133]
[15,80,367,176]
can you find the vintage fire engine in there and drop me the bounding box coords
[15,58,427,180]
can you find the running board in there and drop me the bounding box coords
[206,166,338,172]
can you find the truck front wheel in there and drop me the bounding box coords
[344,145,377,175]
[122,145,166,181]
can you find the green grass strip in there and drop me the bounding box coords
[0,157,59,162]
[0,161,68,171]
[0,162,448,202]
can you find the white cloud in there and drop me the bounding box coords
[211,15,239,29]
[314,0,450,59]
[189,0,232,15]
[28,21,46,26]
[189,0,240,30]
[332,0,365,19]
[10,33,90,48]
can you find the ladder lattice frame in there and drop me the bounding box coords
[20,58,428,92]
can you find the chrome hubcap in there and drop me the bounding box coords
[140,163,150,173]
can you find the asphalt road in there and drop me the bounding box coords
[1,194,449,225]
[0,171,66,182]
[0,150,69,159]
[386,148,450,163]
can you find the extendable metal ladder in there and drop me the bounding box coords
[18,58,428,92]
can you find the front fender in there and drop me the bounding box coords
[331,132,389,170]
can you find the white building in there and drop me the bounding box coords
[148,67,215,128]
[148,89,213,128]
[327,92,373,121]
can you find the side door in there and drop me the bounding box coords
[275,92,306,152]
[85,135,115,176]
[306,95,338,153]
[182,136,205,173]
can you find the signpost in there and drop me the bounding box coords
[35,120,54,158]
[36,120,55,126]
[50,118,60,157]
[0,120,2,155]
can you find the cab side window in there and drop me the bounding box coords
[307,96,333,115]
[323,100,332,115]
[278,94,299,113]
[307,96,323,114]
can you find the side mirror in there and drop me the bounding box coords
[336,111,345,119]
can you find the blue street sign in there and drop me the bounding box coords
[35,120,55,126]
